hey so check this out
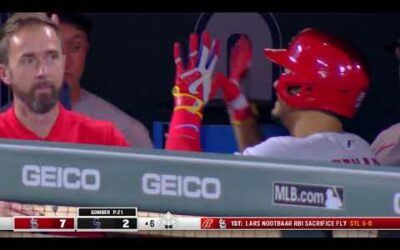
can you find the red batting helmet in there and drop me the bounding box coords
[264,28,369,118]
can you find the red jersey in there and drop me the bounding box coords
[0,104,129,147]
[0,104,129,238]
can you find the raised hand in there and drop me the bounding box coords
[166,32,220,152]
[219,35,255,124]
[172,32,220,119]
[229,35,252,83]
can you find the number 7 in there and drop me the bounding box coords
[60,219,66,228]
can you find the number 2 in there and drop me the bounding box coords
[123,219,129,228]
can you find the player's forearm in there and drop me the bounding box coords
[229,115,262,152]
[165,110,202,152]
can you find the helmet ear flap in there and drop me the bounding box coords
[286,85,303,96]
[276,74,309,109]
[277,74,365,118]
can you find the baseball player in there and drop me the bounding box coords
[165,28,379,238]
[166,28,378,166]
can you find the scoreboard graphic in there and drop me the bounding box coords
[1,207,400,232]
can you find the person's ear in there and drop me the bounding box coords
[0,64,11,85]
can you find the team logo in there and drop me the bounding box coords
[201,219,214,229]
[92,218,101,229]
[218,218,227,229]
[30,218,38,229]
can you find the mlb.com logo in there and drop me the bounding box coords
[273,182,345,210]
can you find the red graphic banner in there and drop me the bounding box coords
[200,217,400,230]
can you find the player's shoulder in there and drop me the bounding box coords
[0,106,16,131]
[65,109,117,132]
[78,89,144,129]
[303,132,371,151]
[306,131,363,142]
[384,122,400,132]
[375,123,400,141]
[243,132,366,156]
[371,123,400,151]
[242,136,296,156]
[0,109,8,123]
[0,111,8,133]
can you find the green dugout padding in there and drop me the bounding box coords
[0,139,399,217]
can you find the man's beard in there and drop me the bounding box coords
[12,81,60,114]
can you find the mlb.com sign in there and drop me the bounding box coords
[273,182,344,210]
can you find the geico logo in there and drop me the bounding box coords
[22,165,100,191]
[394,193,400,214]
[142,173,221,200]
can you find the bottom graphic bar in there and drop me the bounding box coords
[138,216,400,230]
[2,216,400,231]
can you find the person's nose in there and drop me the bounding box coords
[36,59,49,78]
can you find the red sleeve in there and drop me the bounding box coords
[107,124,130,147]
[165,110,202,152]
